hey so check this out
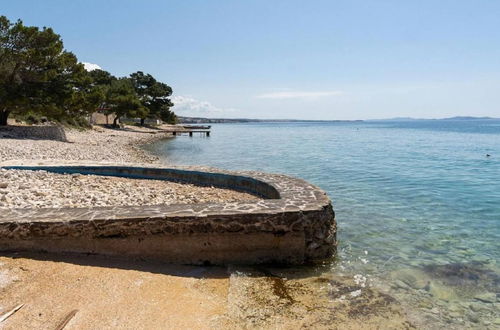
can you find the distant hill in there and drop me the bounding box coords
[441,116,497,120]
[178,116,363,124]
[367,117,418,122]
[368,116,498,122]
[178,117,259,124]
[178,116,498,124]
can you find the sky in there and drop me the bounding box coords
[3,0,500,120]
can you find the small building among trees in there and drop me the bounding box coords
[90,109,118,126]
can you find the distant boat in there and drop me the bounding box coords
[182,125,211,130]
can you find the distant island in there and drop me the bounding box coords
[367,116,498,122]
[178,116,497,124]
[441,116,498,120]
[178,116,364,124]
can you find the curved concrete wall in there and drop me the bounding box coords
[0,162,336,265]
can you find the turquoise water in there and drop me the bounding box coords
[147,120,500,327]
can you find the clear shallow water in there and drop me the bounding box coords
[147,120,500,327]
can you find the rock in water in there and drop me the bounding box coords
[474,292,496,303]
[390,268,429,290]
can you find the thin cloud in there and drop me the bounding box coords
[256,90,343,99]
[82,62,102,71]
[172,96,236,116]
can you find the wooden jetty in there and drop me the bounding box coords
[172,129,210,137]
[182,125,211,130]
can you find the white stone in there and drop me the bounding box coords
[350,289,362,298]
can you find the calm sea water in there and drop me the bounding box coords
[147,120,500,327]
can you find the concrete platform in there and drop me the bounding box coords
[0,161,336,265]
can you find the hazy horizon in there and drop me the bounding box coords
[4,0,500,120]
[178,115,500,121]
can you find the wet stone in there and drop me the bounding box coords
[474,292,496,303]
[448,303,462,313]
[468,313,480,323]
[392,280,410,290]
[421,261,500,298]
[469,302,489,312]
[391,268,428,290]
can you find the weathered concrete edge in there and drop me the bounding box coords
[0,161,336,265]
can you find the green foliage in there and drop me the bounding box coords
[89,69,116,86]
[105,78,147,127]
[0,15,177,127]
[0,16,96,125]
[129,71,176,124]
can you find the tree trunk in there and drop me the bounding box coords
[113,116,120,128]
[0,110,10,126]
[140,118,145,126]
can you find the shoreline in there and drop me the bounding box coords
[0,124,413,329]
[0,124,262,209]
[0,124,178,165]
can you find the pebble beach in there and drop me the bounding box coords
[0,124,171,164]
[0,124,258,209]
[0,169,258,209]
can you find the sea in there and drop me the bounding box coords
[146,119,500,328]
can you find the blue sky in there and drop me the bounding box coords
[3,0,500,119]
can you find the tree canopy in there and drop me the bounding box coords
[106,78,147,127]
[0,16,176,126]
[130,71,176,125]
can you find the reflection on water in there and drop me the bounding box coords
[146,120,500,328]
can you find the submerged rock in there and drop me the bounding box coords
[467,313,480,323]
[474,292,496,303]
[390,268,429,290]
[421,261,500,298]
[222,266,413,329]
[469,302,489,312]
[393,280,410,290]
[427,281,458,301]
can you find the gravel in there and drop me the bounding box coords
[0,169,259,209]
[0,125,260,208]
[0,125,173,164]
